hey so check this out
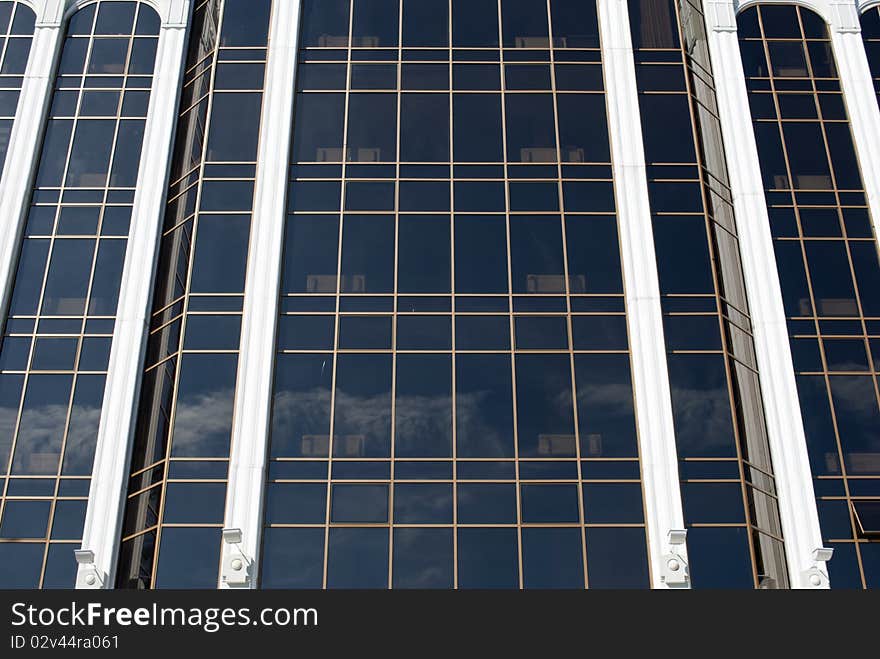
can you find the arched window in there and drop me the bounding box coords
[0,1,159,589]
[741,3,880,590]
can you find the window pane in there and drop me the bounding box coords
[331,484,388,523]
[628,0,680,49]
[502,0,550,48]
[220,0,270,47]
[0,544,43,588]
[403,0,448,47]
[291,94,345,162]
[66,120,115,187]
[506,94,556,162]
[456,354,514,457]
[640,95,695,163]
[667,354,737,458]
[510,216,565,294]
[352,0,398,47]
[394,483,453,523]
[207,93,262,161]
[557,94,609,163]
[829,376,880,475]
[271,354,333,458]
[392,528,453,588]
[401,94,449,162]
[453,0,499,47]
[170,354,237,457]
[301,0,350,47]
[575,355,638,458]
[521,528,584,589]
[347,94,397,162]
[687,527,754,589]
[154,528,220,589]
[327,528,389,588]
[516,354,576,458]
[585,528,649,589]
[453,95,503,163]
[341,215,394,293]
[334,354,392,457]
[398,215,450,293]
[395,355,452,458]
[109,120,145,186]
[41,239,94,316]
[62,374,105,474]
[261,528,324,589]
[190,215,250,293]
[458,528,518,588]
[551,0,600,48]
[565,216,623,294]
[282,215,339,294]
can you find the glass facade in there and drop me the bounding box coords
[116,0,271,589]
[259,0,651,589]
[0,1,34,173]
[862,7,880,111]
[740,4,880,589]
[0,0,158,589]
[0,0,878,592]
[631,0,787,588]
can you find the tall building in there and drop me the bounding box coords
[0,0,876,590]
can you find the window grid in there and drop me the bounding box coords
[260,0,651,590]
[740,3,880,589]
[116,0,272,590]
[0,1,34,171]
[0,0,157,589]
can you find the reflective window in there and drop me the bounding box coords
[117,0,270,589]
[632,0,788,588]
[261,0,648,589]
[0,2,34,172]
[0,1,157,589]
[744,4,880,589]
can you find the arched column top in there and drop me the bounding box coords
[12,0,188,28]
[735,0,832,24]
[859,0,880,15]
[705,0,865,34]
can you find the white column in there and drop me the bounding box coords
[704,0,827,589]
[77,1,191,589]
[597,0,690,589]
[832,2,880,246]
[0,2,63,328]
[219,0,300,589]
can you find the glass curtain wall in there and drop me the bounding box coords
[0,1,34,172]
[259,0,651,589]
[630,0,788,588]
[740,4,880,589]
[116,0,271,589]
[0,1,158,588]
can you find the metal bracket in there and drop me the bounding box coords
[74,550,105,589]
[660,529,690,588]
[221,528,252,588]
[801,547,834,589]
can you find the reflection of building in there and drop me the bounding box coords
[0,0,878,591]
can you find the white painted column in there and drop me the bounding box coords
[220,0,300,589]
[704,0,827,588]
[77,0,191,589]
[597,0,690,589]
[833,1,880,245]
[0,1,64,328]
